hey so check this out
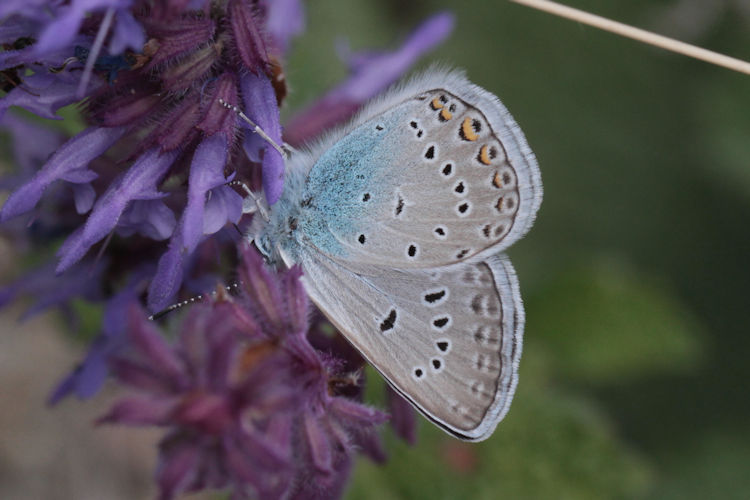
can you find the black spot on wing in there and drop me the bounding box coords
[424,290,446,303]
[380,309,397,332]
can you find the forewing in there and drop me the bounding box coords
[297,249,524,441]
[296,69,542,269]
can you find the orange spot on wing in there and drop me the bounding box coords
[496,197,504,211]
[479,145,492,165]
[440,108,453,121]
[461,117,479,141]
[493,171,503,188]
[430,97,444,110]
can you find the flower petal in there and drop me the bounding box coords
[1,125,124,221]
[228,0,270,74]
[386,385,418,445]
[263,0,305,55]
[48,283,144,404]
[0,1,49,20]
[56,147,178,272]
[228,428,290,471]
[182,134,230,253]
[109,8,145,55]
[303,414,333,474]
[1,33,90,69]
[0,114,63,176]
[272,267,306,339]
[330,398,389,427]
[109,357,177,393]
[0,71,82,121]
[151,95,201,151]
[156,439,201,500]
[90,83,163,128]
[48,339,108,404]
[147,240,186,312]
[283,11,454,145]
[98,395,178,425]
[117,199,177,240]
[174,393,232,433]
[205,316,236,391]
[146,17,216,69]
[203,186,243,234]
[147,134,237,311]
[71,182,97,214]
[33,0,131,57]
[126,303,186,381]
[0,260,104,321]
[237,243,285,330]
[196,73,238,136]
[240,71,284,204]
[350,426,387,464]
[341,11,454,101]
[161,42,220,92]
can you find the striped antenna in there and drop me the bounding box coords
[148,282,241,321]
[218,99,292,158]
[226,179,270,222]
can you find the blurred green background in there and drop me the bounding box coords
[2,1,749,499]
[284,0,750,498]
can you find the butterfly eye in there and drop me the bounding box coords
[253,235,274,264]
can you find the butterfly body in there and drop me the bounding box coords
[252,68,541,441]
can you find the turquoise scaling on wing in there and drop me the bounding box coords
[297,106,407,257]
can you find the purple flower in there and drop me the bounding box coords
[263,0,305,56]
[0,260,104,323]
[1,0,297,311]
[0,114,64,189]
[386,385,418,445]
[1,3,453,315]
[55,147,179,273]
[49,275,148,404]
[241,71,285,204]
[0,71,84,121]
[100,244,388,500]
[1,6,456,492]
[1,126,126,223]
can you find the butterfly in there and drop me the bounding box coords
[249,68,542,441]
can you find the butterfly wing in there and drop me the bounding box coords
[262,69,538,440]
[291,69,542,269]
[296,248,523,441]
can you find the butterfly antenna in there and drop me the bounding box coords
[148,282,242,321]
[226,180,270,222]
[218,99,291,159]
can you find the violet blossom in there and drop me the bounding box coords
[1,0,295,313]
[0,2,455,497]
[99,244,388,500]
